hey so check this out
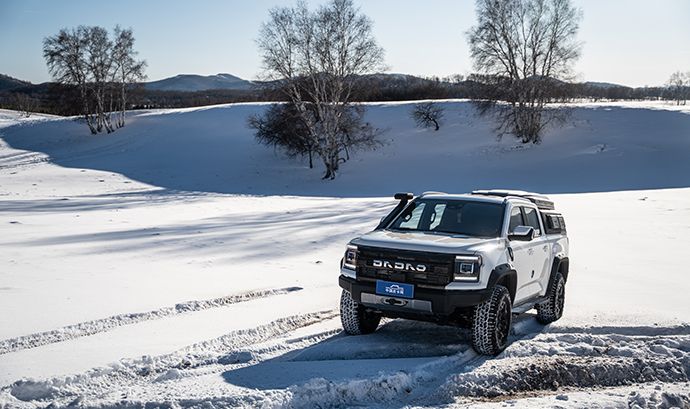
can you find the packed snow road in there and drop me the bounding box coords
[2,102,690,408]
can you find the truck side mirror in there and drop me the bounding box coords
[508,225,535,241]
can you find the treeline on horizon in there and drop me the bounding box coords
[0,72,685,116]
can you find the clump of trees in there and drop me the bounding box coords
[410,101,445,131]
[666,71,690,105]
[43,25,147,134]
[10,93,40,118]
[365,74,469,101]
[466,0,583,144]
[252,0,388,179]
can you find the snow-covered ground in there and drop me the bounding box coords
[1,100,689,408]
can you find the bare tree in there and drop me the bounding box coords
[44,27,96,133]
[43,25,146,134]
[256,0,387,179]
[410,101,445,131]
[83,26,114,133]
[11,93,40,117]
[111,26,147,128]
[466,0,583,143]
[666,71,690,106]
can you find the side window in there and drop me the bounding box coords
[558,216,567,232]
[429,203,447,230]
[508,206,524,234]
[542,213,567,234]
[524,207,542,236]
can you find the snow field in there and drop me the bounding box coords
[1,101,690,408]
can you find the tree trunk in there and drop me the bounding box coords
[322,162,336,180]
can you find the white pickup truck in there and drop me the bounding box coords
[338,190,570,355]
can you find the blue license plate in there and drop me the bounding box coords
[376,281,414,299]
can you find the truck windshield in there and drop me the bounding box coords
[388,199,505,238]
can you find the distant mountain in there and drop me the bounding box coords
[585,81,627,89]
[0,74,32,91]
[145,73,254,91]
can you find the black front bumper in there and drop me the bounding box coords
[339,275,493,316]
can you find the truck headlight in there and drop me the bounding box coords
[344,244,358,270]
[454,255,482,282]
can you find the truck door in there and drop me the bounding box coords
[508,205,550,304]
[507,205,533,304]
[523,206,551,297]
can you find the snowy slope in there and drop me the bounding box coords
[1,101,689,408]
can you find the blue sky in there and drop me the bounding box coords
[1,0,689,88]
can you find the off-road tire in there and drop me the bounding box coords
[536,272,565,324]
[340,289,381,335]
[472,285,512,356]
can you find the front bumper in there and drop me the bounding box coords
[339,275,493,316]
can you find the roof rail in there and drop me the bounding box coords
[420,191,447,197]
[471,189,555,210]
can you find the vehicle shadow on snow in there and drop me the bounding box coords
[221,319,472,390]
[221,316,541,390]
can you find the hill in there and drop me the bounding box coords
[584,81,627,88]
[0,74,31,91]
[144,73,254,91]
[2,100,688,196]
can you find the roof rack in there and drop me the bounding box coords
[471,189,555,210]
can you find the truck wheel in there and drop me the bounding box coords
[536,272,565,324]
[340,290,381,335]
[472,285,512,356]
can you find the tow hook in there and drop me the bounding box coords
[382,298,408,307]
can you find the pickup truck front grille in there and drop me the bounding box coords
[356,246,454,287]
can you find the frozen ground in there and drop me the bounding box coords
[1,100,689,408]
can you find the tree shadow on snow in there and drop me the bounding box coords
[3,105,690,197]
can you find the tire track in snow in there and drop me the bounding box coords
[286,323,690,408]
[6,310,339,404]
[0,287,303,355]
[436,326,690,403]
[5,321,690,409]
[280,319,538,409]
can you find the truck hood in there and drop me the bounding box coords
[351,229,502,254]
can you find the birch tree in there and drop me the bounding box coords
[43,27,96,133]
[466,0,583,143]
[111,26,147,128]
[256,0,387,179]
[83,26,114,133]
